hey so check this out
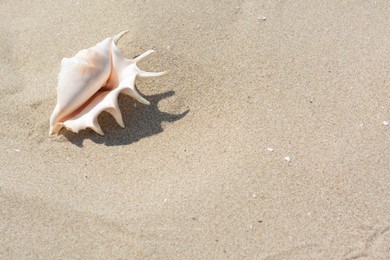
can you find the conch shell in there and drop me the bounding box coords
[49,31,167,135]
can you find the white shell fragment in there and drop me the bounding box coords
[49,31,167,135]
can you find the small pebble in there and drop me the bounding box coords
[284,156,291,162]
[383,121,389,126]
[266,147,274,152]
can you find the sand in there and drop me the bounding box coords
[1,0,389,258]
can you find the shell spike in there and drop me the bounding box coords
[138,70,169,78]
[113,30,129,44]
[90,120,104,135]
[107,107,125,128]
[134,50,155,62]
[122,88,150,105]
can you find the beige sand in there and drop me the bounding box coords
[1,0,389,258]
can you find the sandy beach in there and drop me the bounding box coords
[1,0,389,258]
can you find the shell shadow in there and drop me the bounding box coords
[62,90,188,147]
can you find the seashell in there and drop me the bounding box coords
[49,31,167,135]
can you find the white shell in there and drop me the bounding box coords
[49,31,167,135]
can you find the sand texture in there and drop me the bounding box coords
[1,0,389,259]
